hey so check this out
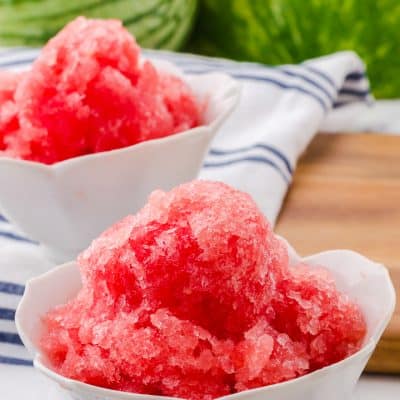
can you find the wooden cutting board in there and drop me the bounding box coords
[275,133,400,374]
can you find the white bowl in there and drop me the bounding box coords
[0,61,240,263]
[16,240,395,400]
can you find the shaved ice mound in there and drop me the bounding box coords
[41,180,366,399]
[0,17,200,164]
[78,180,288,340]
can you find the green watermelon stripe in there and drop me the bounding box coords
[154,15,182,49]
[0,32,49,42]
[155,29,178,49]
[17,0,119,22]
[157,0,194,49]
[131,1,176,32]
[122,0,164,26]
[125,0,182,48]
[0,0,43,4]
[134,19,165,42]
[0,0,197,52]
[0,0,165,42]
[141,21,177,49]
[174,0,198,49]
[0,0,162,23]
[191,0,400,97]
[0,0,155,24]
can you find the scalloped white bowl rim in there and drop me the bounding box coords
[0,64,239,171]
[16,239,396,400]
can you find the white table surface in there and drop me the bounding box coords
[356,375,400,399]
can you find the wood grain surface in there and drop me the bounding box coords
[275,133,400,374]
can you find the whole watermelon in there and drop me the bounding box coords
[0,0,197,50]
[190,0,400,98]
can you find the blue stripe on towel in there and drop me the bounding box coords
[203,156,290,184]
[333,98,373,108]
[0,308,15,321]
[0,331,24,346]
[210,143,293,175]
[157,55,337,96]
[184,69,329,111]
[278,67,334,102]
[0,56,36,68]
[144,50,337,94]
[338,87,370,97]
[167,58,335,105]
[0,281,25,296]
[0,355,32,366]
[345,71,366,81]
[302,65,336,89]
[333,101,350,108]
[333,101,359,108]
[0,231,37,244]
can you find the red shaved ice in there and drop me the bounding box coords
[0,17,200,164]
[41,180,366,399]
[0,71,23,148]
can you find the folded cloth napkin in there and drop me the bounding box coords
[0,48,371,399]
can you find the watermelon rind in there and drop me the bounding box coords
[0,0,198,50]
[190,0,400,98]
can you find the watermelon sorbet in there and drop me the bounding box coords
[0,17,200,164]
[41,180,366,400]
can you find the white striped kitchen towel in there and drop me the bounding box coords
[0,48,371,399]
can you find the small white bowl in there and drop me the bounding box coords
[16,240,395,400]
[0,61,240,263]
